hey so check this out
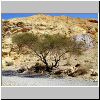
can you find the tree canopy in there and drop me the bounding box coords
[12,33,85,72]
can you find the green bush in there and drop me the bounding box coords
[12,33,38,50]
[33,34,70,53]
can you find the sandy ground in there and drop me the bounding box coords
[2,75,98,86]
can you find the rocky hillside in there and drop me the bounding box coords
[2,14,98,48]
[2,14,98,36]
[2,14,98,81]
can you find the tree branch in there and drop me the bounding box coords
[34,51,44,62]
[34,51,49,67]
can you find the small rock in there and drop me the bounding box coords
[54,70,63,75]
[5,61,14,66]
[91,71,98,76]
[13,56,18,60]
[75,64,81,67]
[17,67,26,73]
[64,68,73,75]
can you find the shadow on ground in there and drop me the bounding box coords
[2,70,17,76]
[2,70,50,78]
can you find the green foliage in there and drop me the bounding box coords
[12,33,85,68]
[41,34,85,56]
[12,32,84,56]
[44,34,68,48]
[34,34,69,52]
[12,33,38,48]
[2,20,9,25]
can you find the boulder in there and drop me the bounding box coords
[73,33,95,49]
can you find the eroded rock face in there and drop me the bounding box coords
[73,33,96,49]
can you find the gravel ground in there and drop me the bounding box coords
[2,76,98,86]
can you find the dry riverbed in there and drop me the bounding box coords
[2,70,98,86]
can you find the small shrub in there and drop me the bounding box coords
[2,20,10,26]
[16,22,25,27]
[33,62,46,73]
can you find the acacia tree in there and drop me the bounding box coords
[12,33,38,53]
[12,33,84,72]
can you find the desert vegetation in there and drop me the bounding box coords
[2,14,98,83]
[12,33,85,73]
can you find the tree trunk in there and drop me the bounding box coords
[53,60,59,68]
[42,57,52,72]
